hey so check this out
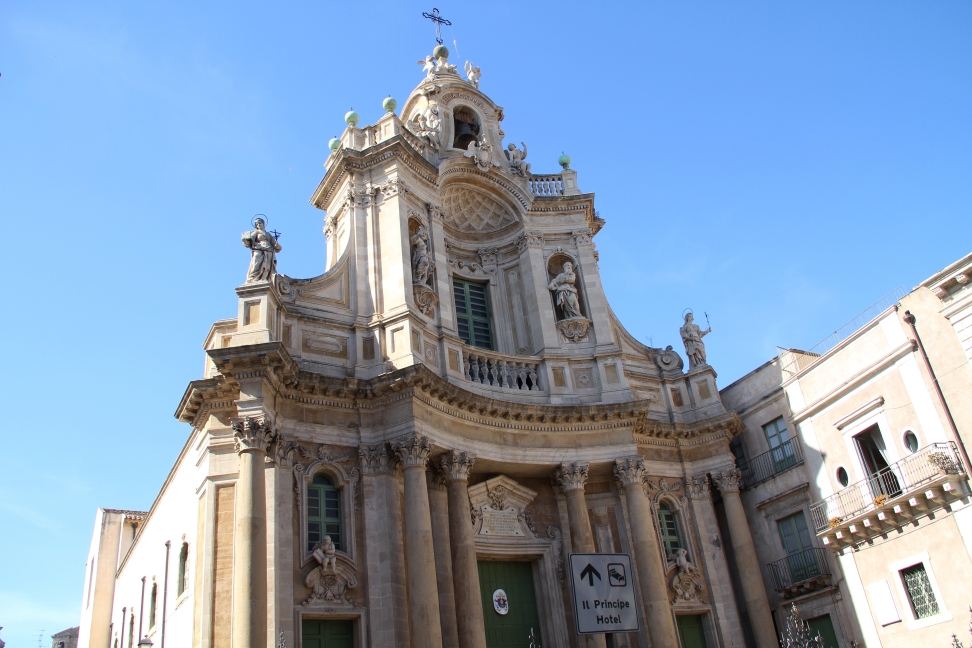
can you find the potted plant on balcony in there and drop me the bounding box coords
[828,516,843,529]
[928,451,959,475]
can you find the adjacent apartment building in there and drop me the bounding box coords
[722,252,972,648]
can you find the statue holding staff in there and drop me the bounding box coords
[242,217,282,283]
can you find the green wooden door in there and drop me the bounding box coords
[478,561,542,648]
[676,615,707,648]
[777,513,820,583]
[302,619,353,648]
[806,615,839,648]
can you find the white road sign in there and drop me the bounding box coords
[568,553,640,634]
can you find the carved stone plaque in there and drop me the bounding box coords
[479,506,523,536]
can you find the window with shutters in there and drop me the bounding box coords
[658,502,683,558]
[177,542,189,596]
[453,278,494,350]
[308,473,342,553]
[900,563,940,619]
[148,583,158,628]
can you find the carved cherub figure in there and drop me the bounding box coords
[506,142,531,176]
[313,536,338,573]
[464,60,482,87]
[417,55,436,77]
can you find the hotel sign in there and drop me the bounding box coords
[568,553,640,634]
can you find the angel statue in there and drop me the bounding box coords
[410,224,432,285]
[680,312,712,368]
[547,261,583,320]
[241,217,281,283]
[409,104,442,150]
[464,60,482,88]
[506,142,531,176]
[418,55,436,78]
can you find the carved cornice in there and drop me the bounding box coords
[613,457,647,488]
[439,449,475,482]
[633,410,743,443]
[232,416,277,455]
[554,462,589,493]
[709,467,742,494]
[175,377,238,424]
[207,342,299,394]
[393,434,433,469]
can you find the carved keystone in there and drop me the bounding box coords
[440,449,475,482]
[393,434,433,469]
[613,457,647,487]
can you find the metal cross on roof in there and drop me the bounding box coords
[422,8,451,45]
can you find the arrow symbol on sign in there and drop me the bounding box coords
[579,563,601,586]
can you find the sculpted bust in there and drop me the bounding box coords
[241,218,281,283]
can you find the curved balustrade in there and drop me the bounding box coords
[462,350,542,391]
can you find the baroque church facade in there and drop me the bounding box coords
[79,42,972,648]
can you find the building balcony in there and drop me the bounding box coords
[810,442,967,549]
[768,548,832,599]
[740,438,804,489]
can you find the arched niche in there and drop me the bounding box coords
[452,105,481,150]
[546,252,588,320]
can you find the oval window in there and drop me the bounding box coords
[904,431,919,454]
[836,467,849,487]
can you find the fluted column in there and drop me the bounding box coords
[441,450,488,648]
[554,462,607,648]
[393,434,444,648]
[711,467,777,648]
[614,458,678,648]
[428,467,460,648]
[231,417,274,648]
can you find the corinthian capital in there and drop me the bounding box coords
[554,462,589,493]
[687,474,711,500]
[393,434,433,469]
[232,417,277,455]
[358,443,392,475]
[613,457,647,488]
[710,467,742,494]
[440,449,475,482]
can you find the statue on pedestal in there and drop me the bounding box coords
[241,217,281,283]
[680,312,711,368]
[548,261,582,319]
[410,224,432,285]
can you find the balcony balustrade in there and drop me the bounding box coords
[529,174,564,196]
[810,442,966,549]
[768,548,832,599]
[740,438,804,489]
[461,348,542,392]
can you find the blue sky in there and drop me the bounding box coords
[1,1,970,644]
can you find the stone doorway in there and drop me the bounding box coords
[301,619,353,648]
[478,560,542,647]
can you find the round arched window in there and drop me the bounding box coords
[836,466,849,487]
[904,431,919,454]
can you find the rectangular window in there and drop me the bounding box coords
[763,417,796,472]
[777,512,820,583]
[453,279,494,350]
[900,563,940,619]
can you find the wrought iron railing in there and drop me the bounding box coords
[809,442,963,533]
[740,438,804,489]
[769,547,830,590]
[461,348,542,392]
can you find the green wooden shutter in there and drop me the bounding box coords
[676,615,708,648]
[659,503,683,557]
[308,474,342,552]
[453,279,494,350]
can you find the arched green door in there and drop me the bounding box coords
[478,561,542,648]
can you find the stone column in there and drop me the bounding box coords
[231,417,274,648]
[359,443,409,647]
[614,458,678,648]
[441,450,488,648]
[554,462,607,648]
[393,434,444,648]
[428,468,460,648]
[711,467,777,648]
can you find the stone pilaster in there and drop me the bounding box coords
[685,474,746,648]
[711,467,777,648]
[613,458,678,648]
[440,449,488,648]
[231,417,274,648]
[428,467,460,648]
[553,462,606,648]
[392,434,444,648]
[358,443,409,647]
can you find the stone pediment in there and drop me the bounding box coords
[468,475,538,538]
[441,185,518,234]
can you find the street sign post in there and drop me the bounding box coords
[568,553,640,635]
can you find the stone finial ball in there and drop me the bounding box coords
[382,96,397,113]
[328,137,341,151]
[558,153,571,169]
[344,110,359,127]
[433,44,449,59]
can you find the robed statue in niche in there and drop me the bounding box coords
[680,312,711,368]
[242,217,282,283]
[548,261,583,320]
